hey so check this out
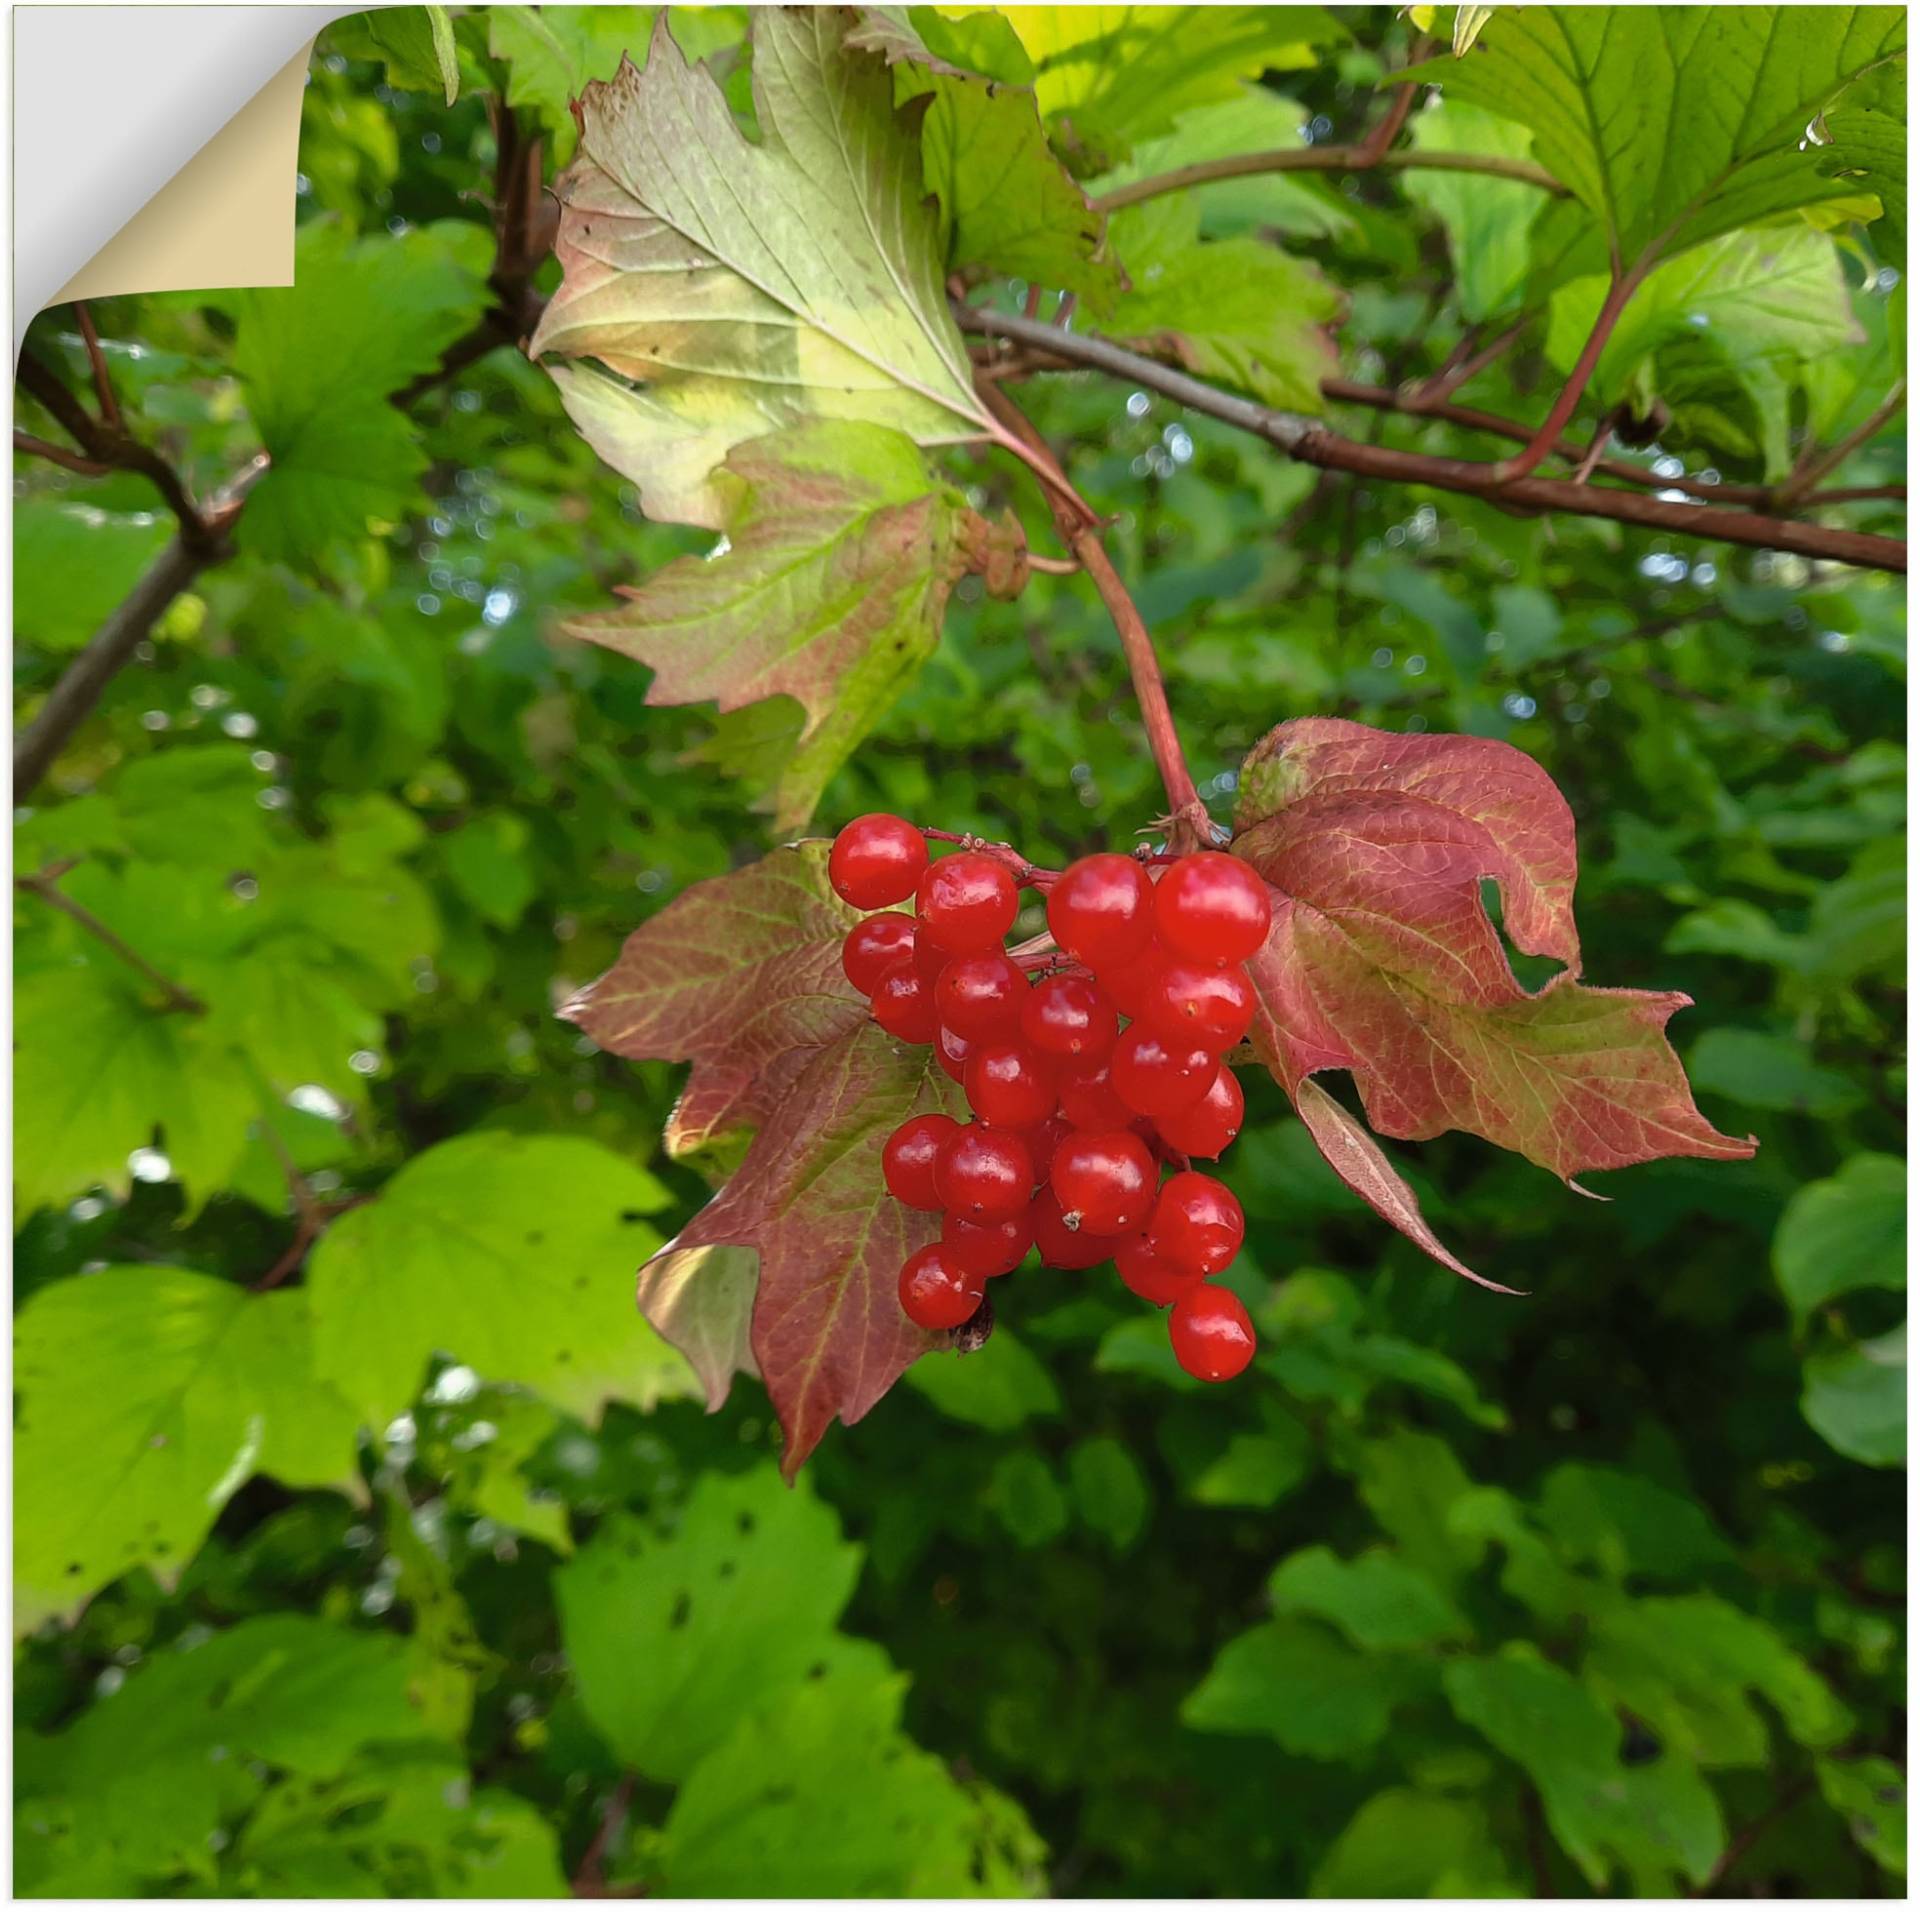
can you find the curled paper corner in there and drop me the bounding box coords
[13,5,345,353]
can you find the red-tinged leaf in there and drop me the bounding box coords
[641,1022,964,1476]
[1234,718,1755,1189]
[1292,1077,1520,1295]
[561,842,865,1160]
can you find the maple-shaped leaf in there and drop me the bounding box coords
[1231,719,1753,1270]
[563,842,866,1161]
[565,842,966,1471]
[563,422,969,832]
[529,7,996,529]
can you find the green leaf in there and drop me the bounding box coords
[656,1661,1045,1894]
[1098,194,1342,413]
[1404,99,1544,322]
[985,1449,1072,1547]
[1187,1427,1314,1507]
[1348,1426,1486,1585]
[903,1329,1063,1429]
[306,1131,691,1425]
[563,423,966,830]
[1406,9,1905,272]
[1008,6,1346,172]
[1066,1436,1151,1551]
[1535,1463,1736,1581]
[13,1267,362,1625]
[1547,230,1861,476]
[1444,1646,1726,1893]
[1774,1153,1906,1321]
[488,5,658,164]
[1182,1615,1424,1757]
[229,221,490,566]
[1311,1788,1521,1897]
[442,810,537,928]
[329,6,460,103]
[1823,58,1906,265]
[12,499,171,651]
[531,10,997,529]
[1803,1323,1906,1466]
[17,1615,442,1893]
[554,1465,862,1783]
[1266,1544,1471,1650]
[1817,1755,1907,1876]
[228,1749,567,1896]
[1687,1028,1866,1118]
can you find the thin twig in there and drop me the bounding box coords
[571,1775,638,1898]
[1410,314,1530,405]
[1774,379,1907,508]
[74,303,123,431]
[14,861,207,1014]
[1571,418,1614,485]
[1092,143,1563,213]
[1025,552,1080,575]
[14,430,113,476]
[1693,1774,1815,1894]
[952,304,1907,575]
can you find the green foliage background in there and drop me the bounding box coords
[12,5,1907,1897]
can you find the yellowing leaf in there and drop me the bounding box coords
[531,10,996,528]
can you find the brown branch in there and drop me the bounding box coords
[1775,378,1907,509]
[953,304,1906,575]
[1092,143,1563,214]
[1571,418,1615,485]
[14,430,113,476]
[571,1775,638,1898]
[15,860,207,1014]
[74,303,124,431]
[1693,1774,1815,1895]
[1411,315,1530,405]
[974,377,1211,846]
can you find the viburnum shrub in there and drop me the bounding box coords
[829,821,1268,1379]
[542,10,1768,1474]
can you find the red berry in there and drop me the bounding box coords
[882,1112,958,1210]
[1057,1054,1134,1131]
[1140,958,1255,1053]
[912,922,959,987]
[1030,1187,1127,1270]
[1022,1115,1070,1185]
[1115,1235,1204,1307]
[1169,1284,1256,1380]
[1100,938,1167,1019]
[899,1244,985,1331]
[1046,854,1154,968]
[1155,852,1272,966]
[830,813,928,909]
[964,1039,1057,1129]
[935,1123,1034,1219]
[942,1206,1034,1279]
[1153,1065,1243,1159]
[842,913,916,995]
[1149,1171,1245,1276]
[934,1023,973,1083]
[1110,1024,1216,1117]
[1020,971,1118,1060]
[936,952,1027,1039]
[1050,1128,1157,1234]
[870,964,938,1043]
[916,853,1019,954]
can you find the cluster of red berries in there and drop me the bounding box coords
[829,812,1272,1382]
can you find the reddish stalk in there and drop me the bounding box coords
[920,826,1057,890]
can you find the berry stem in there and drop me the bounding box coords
[972,374,1216,853]
[918,825,1057,888]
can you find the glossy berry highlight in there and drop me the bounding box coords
[830,813,928,909]
[1168,1284,1257,1381]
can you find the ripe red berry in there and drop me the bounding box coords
[1155,852,1272,965]
[1021,1114,1070,1186]
[1029,1187,1127,1270]
[1057,1054,1134,1131]
[899,1244,985,1331]
[934,1023,972,1084]
[1140,957,1255,1053]
[912,921,959,987]
[1051,1128,1158,1234]
[1046,854,1154,968]
[1020,971,1118,1060]
[936,1122,1034,1219]
[882,1112,958,1210]
[942,1206,1035,1279]
[1153,1064,1243,1159]
[1110,1024,1217,1117]
[964,1039,1057,1129]
[829,813,928,909]
[1115,1235,1204,1307]
[916,853,1019,954]
[842,913,916,995]
[935,952,1027,1039]
[1149,1171,1245,1276]
[1100,938,1167,1018]
[1169,1284,1257,1380]
[870,964,938,1043]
